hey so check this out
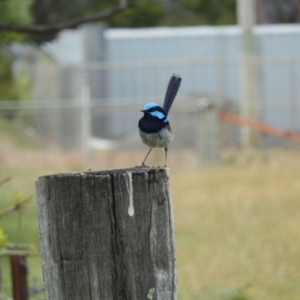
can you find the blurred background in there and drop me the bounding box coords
[1,0,300,299]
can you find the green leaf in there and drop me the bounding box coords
[0,228,9,247]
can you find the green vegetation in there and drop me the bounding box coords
[0,0,236,102]
[2,118,300,299]
[172,152,300,299]
[0,0,31,25]
[109,0,236,28]
[0,0,31,101]
[30,0,236,32]
[1,0,237,43]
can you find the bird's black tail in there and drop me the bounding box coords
[163,74,182,116]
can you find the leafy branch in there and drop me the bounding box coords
[0,195,32,217]
[0,0,135,34]
[0,177,12,187]
[0,177,35,255]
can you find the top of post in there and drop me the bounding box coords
[37,166,170,180]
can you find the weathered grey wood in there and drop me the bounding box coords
[36,167,177,300]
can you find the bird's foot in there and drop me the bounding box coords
[137,163,148,168]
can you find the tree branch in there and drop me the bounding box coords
[0,2,135,35]
[0,196,32,217]
[0,177,12,188]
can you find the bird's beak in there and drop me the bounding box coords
[141,110,145,112]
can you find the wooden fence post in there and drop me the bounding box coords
[197,102,221,164]
[36,167,177,300]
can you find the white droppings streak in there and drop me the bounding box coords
[147,287,155,299]
[126,172,134,217]
[165,168,170,178]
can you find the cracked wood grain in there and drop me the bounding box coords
[36,167,177,300]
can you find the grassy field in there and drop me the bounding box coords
[1,118,300,299]
[173,155,300,299]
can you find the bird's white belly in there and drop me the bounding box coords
[139,127,173,148]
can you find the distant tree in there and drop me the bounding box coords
[256,0,300,24]
[163,0,236,26]
[0,0,135,42]
[11,0,300,39]
[30,0,135,42]
[0,0,237,41]
[0,0,31,44]
[0,53,18,101]
[0,0,32,101]
[109,0,166,27]
[105,0,237,27]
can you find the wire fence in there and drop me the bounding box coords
[1,97,300,166]
[5,25,300,165]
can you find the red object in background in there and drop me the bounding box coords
[10,255,28,300]
[220,111,300,143]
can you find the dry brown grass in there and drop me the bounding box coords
[172,151,300,299]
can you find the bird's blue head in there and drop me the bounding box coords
[141,102,169,123]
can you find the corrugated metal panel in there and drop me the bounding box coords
[103,25,300,136]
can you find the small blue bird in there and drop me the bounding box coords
[139,74,182,166]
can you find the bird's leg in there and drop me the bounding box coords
[141,148,152,166]
[164,147,168,167]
